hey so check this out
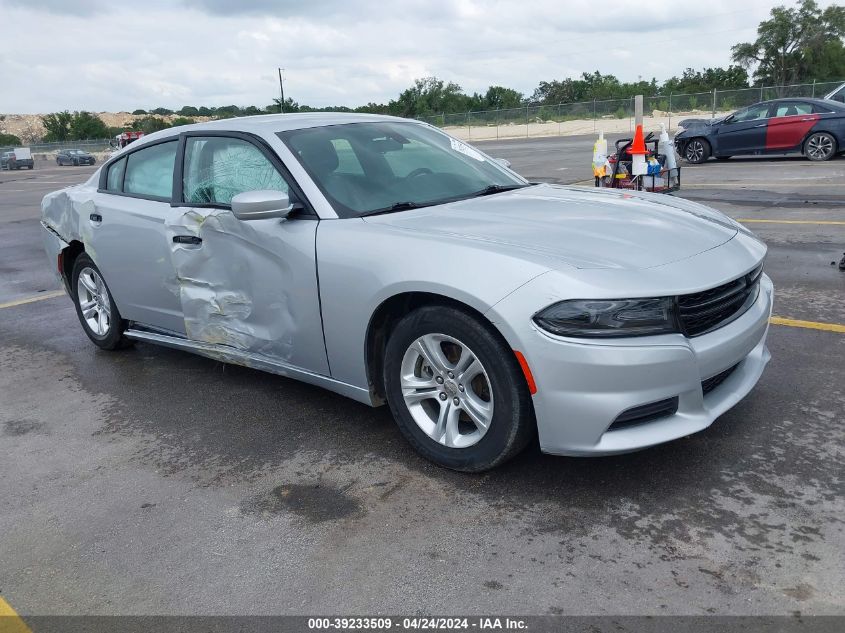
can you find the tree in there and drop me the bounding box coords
[69,111,110,140]
[662,66,749,94]
[134,116,171,134]
[0,133,21,146]
[151,107,173,115]
[178,106,199,116]
[131,109,147,115]
[171,117,196,126]
[389,77,470,117]
[271,97,299,113]
[483,86,523,110]
[42,111,74,142]
[197,106,214,116]
[732,0,845,85]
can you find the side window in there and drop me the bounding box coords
[183,136,289,205]
[773,102,812,117]
[734,104,770,122]
[106,157,126,192]
[123,141,178,199]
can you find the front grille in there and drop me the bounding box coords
[701,363,739,395]
[607,396,679,431]
[678,265,762,336]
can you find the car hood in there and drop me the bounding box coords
[677,116,725,131]
[364,183,739,270]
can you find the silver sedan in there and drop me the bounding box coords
[40,113,772,471]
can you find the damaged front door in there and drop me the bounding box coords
[167,133,329,375]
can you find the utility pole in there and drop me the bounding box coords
[278,67,285,114]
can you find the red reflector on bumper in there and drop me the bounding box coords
[514,350,537,395]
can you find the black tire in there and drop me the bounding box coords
[804,132,837,161]
[684,138,711,164]
[71,253,133,350]
[383,305,535,472]
[27,165,33,170]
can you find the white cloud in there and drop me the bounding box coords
[0,0,829,113]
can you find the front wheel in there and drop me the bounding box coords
[71,253,132,350]
[684,138,711,164]
[804,132,837,161]
[383,306,535,472]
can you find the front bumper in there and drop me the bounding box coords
[489,272,773,456]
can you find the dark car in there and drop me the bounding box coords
[674,98,845,163]
[56,149,96,166]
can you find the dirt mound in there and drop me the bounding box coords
[0,112,213,143]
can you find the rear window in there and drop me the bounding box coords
[773,103,813,117]
[106,157,126,192]
[123,141,178,199]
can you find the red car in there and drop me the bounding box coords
[674,98,845,163]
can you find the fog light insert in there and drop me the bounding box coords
[607,396,679,432]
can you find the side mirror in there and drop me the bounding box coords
[494,158,512,168]
[723,114,735,124]
[231,190,294,221]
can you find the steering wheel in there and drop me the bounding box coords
[406,167,434,179]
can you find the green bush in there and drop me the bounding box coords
[0,132,22,146]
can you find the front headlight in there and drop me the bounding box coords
[532,297,678,338]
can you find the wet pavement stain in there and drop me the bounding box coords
[241,483,363,523]
[4,419,45,436]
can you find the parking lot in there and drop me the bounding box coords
[1,143,843,616]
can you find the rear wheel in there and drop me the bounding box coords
[684,138,711,164]
[383,305,534,472]
[71,253,132,350]
[804,132,837,161]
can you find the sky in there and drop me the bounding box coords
[0,0,836,113]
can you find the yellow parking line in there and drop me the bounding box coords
[0,290,65,310]
[771,317,845,333]
[0,597,32,633]
[739,219,845,225]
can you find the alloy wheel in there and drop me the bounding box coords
[76,267,111,336]
[806,134,834,161]
[400,333,494,449]
[686,140,705,163]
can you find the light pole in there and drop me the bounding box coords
[278,67,285,113]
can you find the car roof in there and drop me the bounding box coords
[134,112,417,147]
[758,97,844,108]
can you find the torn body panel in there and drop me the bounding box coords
[39,220,70,293]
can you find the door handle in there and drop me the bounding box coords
[801,117,814,121]
[89,213,102,223]
[173,235,202,245]
[754,123,766,128]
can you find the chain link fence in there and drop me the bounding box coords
[419,80,844,141]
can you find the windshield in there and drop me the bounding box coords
[278,122,526,217]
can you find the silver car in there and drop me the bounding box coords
[40,113,773,471]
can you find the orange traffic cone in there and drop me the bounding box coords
[629,124,647,155]
[629,124,648,176]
